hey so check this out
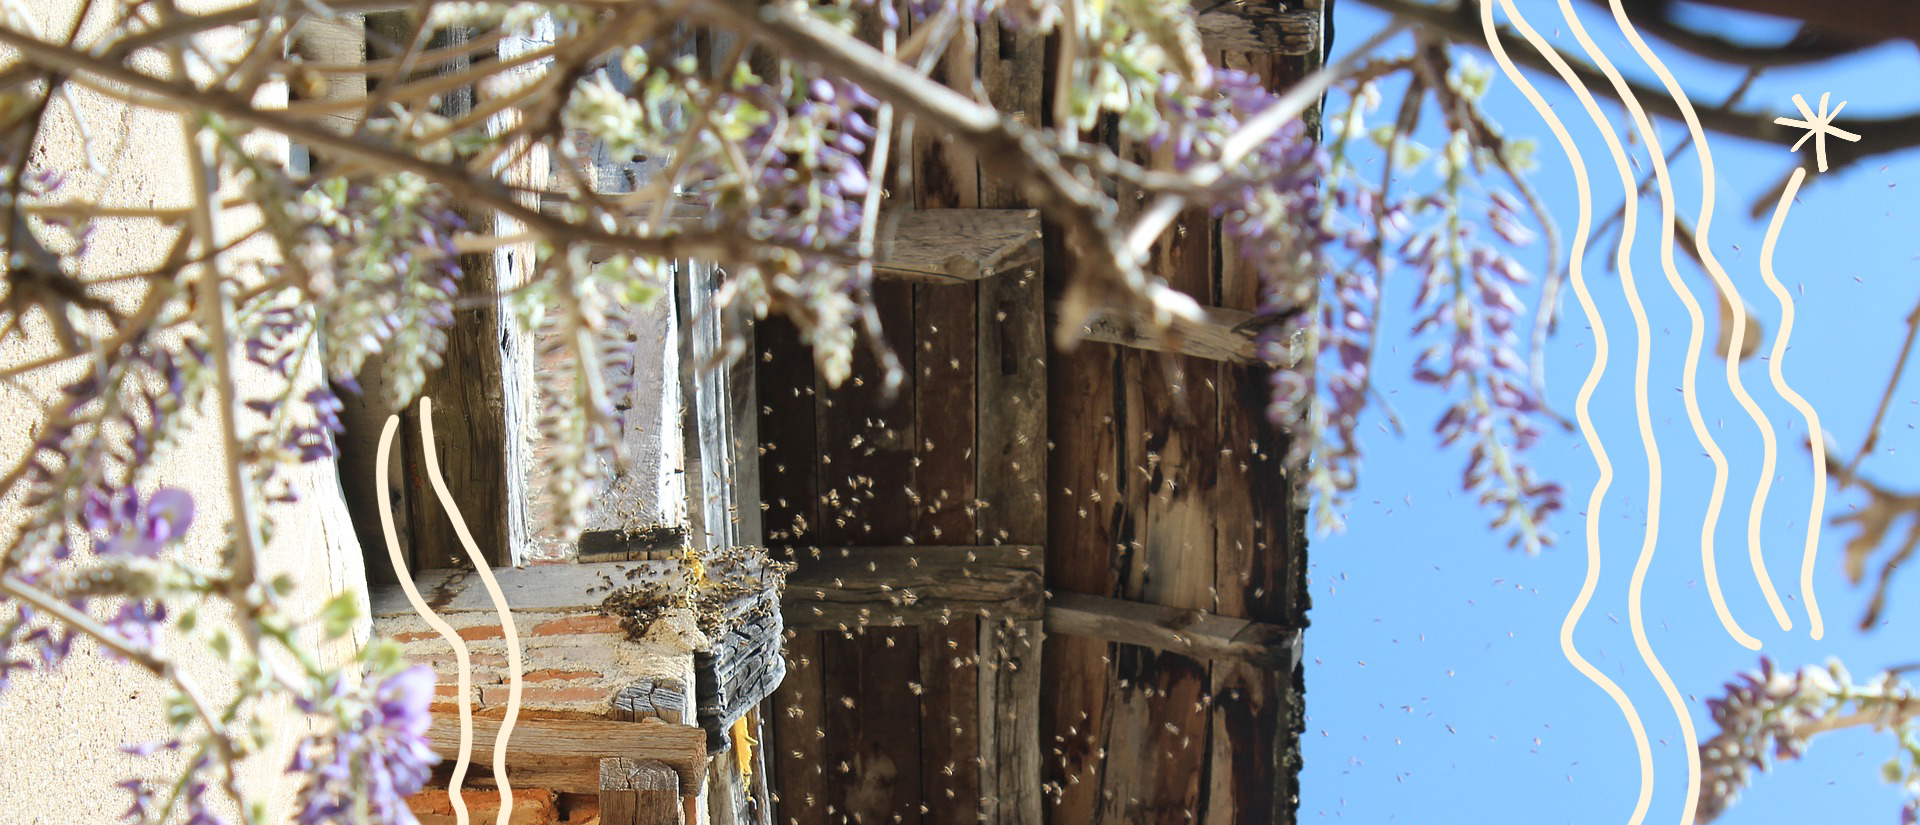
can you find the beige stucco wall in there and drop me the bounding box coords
[0,1,371,822]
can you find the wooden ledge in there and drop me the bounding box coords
[1044,591,1302,671]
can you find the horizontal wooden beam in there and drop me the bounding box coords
[426,714,706,796]
[870,209,1041,284]
[1044,591,1301,671]
[1196,2,1320,55]
[371,560,677,616]
[539,197,1042,286]
[782,545,1045,629]
[1051,301,1306,367]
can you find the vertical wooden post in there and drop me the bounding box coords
[978,20,1048,825]
[359,15,512,572]
[602,757,684,825]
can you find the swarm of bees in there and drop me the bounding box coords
[599,545,794,642]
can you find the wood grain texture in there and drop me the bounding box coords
[1054,302,1307,367]
[782,546,1045,629]
[977,24,1048,822]
[368,559,674,616]
[874,210,1042,284]
[1035,27,1319,825]
[601,757,683,825]
[822,627,924,825]
[1195,4,1320,55]
[491,17,550,569]
[1206,49,1313,825]
[815,279,916,548]
[769,630,827,825]
[385,19,510,572]
[426,715,706,794]
[918,621,981,825]
[1046,592,1301,670]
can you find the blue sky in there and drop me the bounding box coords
[1303,3,1920,824]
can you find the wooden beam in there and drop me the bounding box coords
[1195,3,1320,55]
[1044,592,1302,671]
[782,545,1045,629]
[369,560,677,616]
[601,757,684,825]
[1050,301,1306,368]
[426,715,706,795]
[545,198,1042,286]
[871,209,1041,284]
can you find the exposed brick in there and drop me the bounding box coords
[530,615,623,637]
[457,624,506,641]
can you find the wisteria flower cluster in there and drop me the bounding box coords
[0,0,1599,820]
[1306,52,1565,551]
[288,661,442,825]
[1697,657,1920,824]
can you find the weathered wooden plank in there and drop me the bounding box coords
[601,757,683,825]
[426,715,706,794]
[875,209,1042,284]
[910,154,981,546]
[1096,647,1210,823]
[369,560,675,616]
[287,16,370,168]
[977,615,1043,825]
[679,257,763,552]
[820,627,924,825]
[1045,592,1300,670]
[378,17,510,572]
[1195,4,1320,55]
[1038,204,1125,825]
[1206,47,1313,825]
[782,545,1045,629]
[1206,659,1300,825]
[755,312,821,547]
[1122,210,1218,616]
[918,621,980,825]
[1055,302,1307,367]
[977,22,1048,823]
[491,19,551,569]
[559,202,1036,286]
[815,282,917,546]
[614,676,690,725]
[977,22,1049,548]
[906,31,987,820]
[770,630,826,825]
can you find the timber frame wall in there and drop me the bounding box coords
[756,3,1322,824]
[320,1,1324,823]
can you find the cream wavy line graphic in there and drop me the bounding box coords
[1602,0,1801,641]
[418,396,527,825]
[1756,167,1830,640]
[1558,2,1704,820]
[1582,0,1772,649]
[377,399,529,825]
[376,413,478,825]
[1481,5,1656,825]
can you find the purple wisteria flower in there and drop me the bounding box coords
[290,665,440,825]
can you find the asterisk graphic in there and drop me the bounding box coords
[1775,92,1861,173]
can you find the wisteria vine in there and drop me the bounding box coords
[0,0,1613,822]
